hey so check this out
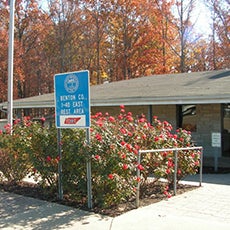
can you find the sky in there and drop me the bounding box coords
[191,1,212,37]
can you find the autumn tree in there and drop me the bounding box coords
[204,0,230,70]
[0,1,9,103]
[102,0,166,81]
[147,0,178,74]
[81,0,112,84]
[12,0,53,97]
[1,0,227,106]
[170,0,196,73]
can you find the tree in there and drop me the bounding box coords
[13,0,52,97]
[171,0,196,72]
[82,0,112,84]
[205,0,230,70]
[147,0,178,74]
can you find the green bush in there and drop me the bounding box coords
[0,106,200,207]
[0,121,31,183]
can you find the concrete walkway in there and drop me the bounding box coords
[0,174,230,230]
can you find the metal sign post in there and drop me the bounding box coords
[211,132,221,172]
[57,128,63,200]
[54,70,92,208]
[86,128,92,209]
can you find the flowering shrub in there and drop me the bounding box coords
[0,120,31,183]
[87,106,200,207]
[0,106,200,208]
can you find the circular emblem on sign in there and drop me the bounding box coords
[64,74,79,93]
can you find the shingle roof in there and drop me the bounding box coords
[1,69,230,109]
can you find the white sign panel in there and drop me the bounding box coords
[211,132,221,147]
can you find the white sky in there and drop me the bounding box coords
[191,1,212,37]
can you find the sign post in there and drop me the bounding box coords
[54,70,92,208]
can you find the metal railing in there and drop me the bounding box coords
[136,146,203,208]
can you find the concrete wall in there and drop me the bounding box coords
[191,104,222,158]
[91,105,150,119]
[151,105,177,128]
[0,119,7,130]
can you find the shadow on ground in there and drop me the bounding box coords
[0,191,108,230]
[185,172,230,186]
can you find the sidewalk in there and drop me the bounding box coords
[0,173,230,230]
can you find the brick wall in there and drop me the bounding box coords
[192,104,222,158]
[92,104,222,159]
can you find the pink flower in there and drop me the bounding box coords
[132,148,138,155]
[94,155,100,160]
[4,123,11,130]
[108,174,114,180]
[121,141,126,146]
[118,115,123,120]
[167,160,174,168]
[96,120,103,127]
[122,164,128,170]
[138,118,145,123]
[126,116,133,122]
[41,117,46,122]
[95,133,102,141]
[46,156,52,162]
[127,131,132,136]
[167,194,172,198]
[166,169,171,174]
[126,144,132,152]
[137,164,144,170]
[14,118,21,125]
[120,104,125,109]
[120,128,127,134]
[56,156,60,162]
[109,116,115,122]
[173,134,178,139]
[96,112,102,117]
[191,153,195,158]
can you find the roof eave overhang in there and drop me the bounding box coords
[91,95,230,106]
[1,95,229,109]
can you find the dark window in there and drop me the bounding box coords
[177,105,197,132]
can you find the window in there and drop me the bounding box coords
[177,105,197,132]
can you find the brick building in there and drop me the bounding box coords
[1,69,230,167]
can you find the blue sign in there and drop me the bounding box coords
[54,70,90,128]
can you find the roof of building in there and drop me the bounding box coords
[1,69,230,109]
